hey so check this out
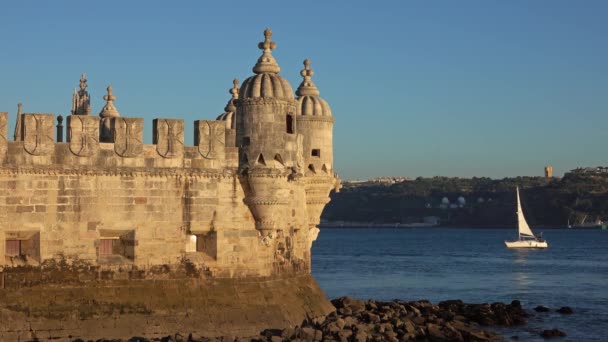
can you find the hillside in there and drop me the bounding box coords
[321,173,608,227]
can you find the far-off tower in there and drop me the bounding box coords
[544,165,553,178]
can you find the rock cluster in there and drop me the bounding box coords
[257,297,527,342]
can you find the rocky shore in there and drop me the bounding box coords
[69,297,570,342]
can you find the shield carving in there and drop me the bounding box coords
[197,120,225,159]
[154,119,184,158]
[23,114,55,155]
[114,118,143,157]
[68,115,99,156]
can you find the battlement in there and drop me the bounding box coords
[0,112,237,171]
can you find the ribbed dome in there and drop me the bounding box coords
[239,28,294,101]
[296,96,332,116]
[216,111,235,129]
[295,59,332,117]
[240,73,294,100]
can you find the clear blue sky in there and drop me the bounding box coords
[1,1,606,180]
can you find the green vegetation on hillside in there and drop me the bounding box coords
[321,173,608,227]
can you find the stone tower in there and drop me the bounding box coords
[296,59,338,229]
[71,73,91,115]
[545,165,553,178]
[237,28,300,236]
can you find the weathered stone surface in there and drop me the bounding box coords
[113,117,144,157]
[0,273,333,341]
[154,118,184,158]
[195,120,225,159]
[23,113,55,155]
[67,115,99,156]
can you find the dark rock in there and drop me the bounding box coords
[332,297,366,313]
[541,328,567,338]
[556,306,573,314]
[534,305,550,312]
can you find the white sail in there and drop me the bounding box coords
[516,187,535,237]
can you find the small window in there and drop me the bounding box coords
[195,231,217,260]
[311,149,321,157]
[286,114,294,134]
[98,230,135,263]
[242,137,251,146]
[4,231,41,265]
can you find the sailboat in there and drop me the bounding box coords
[505,187,548,248]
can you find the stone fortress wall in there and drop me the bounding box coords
[0,29,340,340]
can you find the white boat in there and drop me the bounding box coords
[505,187,548,248]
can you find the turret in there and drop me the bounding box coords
[72,73,91,115]
[216,79,239,148]
[99,85,120,142]
[236,29,299,236]
[295,59,338,228]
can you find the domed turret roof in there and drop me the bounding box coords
[295,59,332,117]
[239,28,294,101]
[99,86,120,118]
[216,79,239,129]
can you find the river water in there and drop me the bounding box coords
[312,228,608,341]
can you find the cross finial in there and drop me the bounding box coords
[253,28,281,74]
[103,86,116,102]
[258,28,276,52]
[301,59,314,79]
[296,58,320,97]
[79,73,87,90]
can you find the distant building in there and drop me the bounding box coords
[545,165,553,178]
[567,167,608,175]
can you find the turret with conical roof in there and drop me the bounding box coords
[236,28,300,236]
[295,59,337,229]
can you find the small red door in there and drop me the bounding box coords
[5,240,21,256]
[99,239,114,255]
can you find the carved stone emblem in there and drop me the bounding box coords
[154,119,184,158]
[68,115,99,156]
[23,114,55,155]
[113,118,143,157]
[0,112,7,160]
[196,120,225,159]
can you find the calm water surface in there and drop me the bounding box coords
[312,228,608,341]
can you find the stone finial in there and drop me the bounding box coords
[99,85,120,118]
[296,59,320,97]
[72,73,91,115]
[14,102,23,141]
[79,73,87,90]
[253,28,280,74]
[224,79,239,113]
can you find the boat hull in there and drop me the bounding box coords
[505,240,548,248]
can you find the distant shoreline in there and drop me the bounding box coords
[319,223,584,229]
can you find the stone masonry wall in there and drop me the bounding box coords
[0,113,320,278]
